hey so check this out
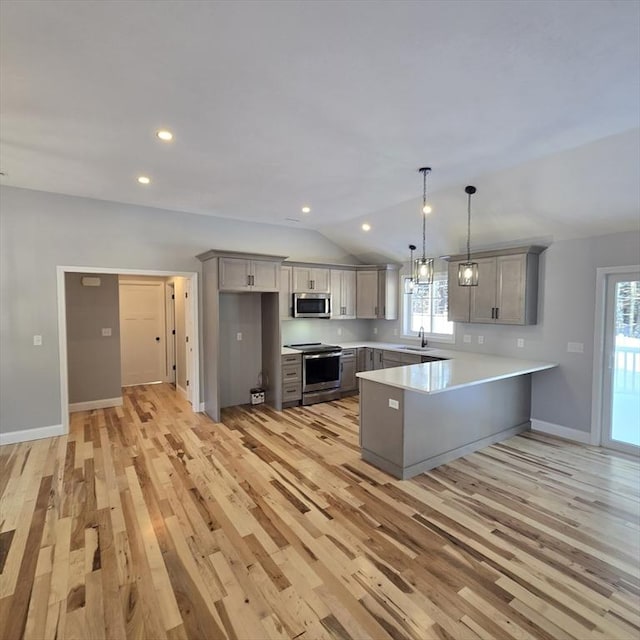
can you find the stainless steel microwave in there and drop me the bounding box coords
[292,293,331,318]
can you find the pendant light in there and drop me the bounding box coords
[404,244,416,294]
[458,185,479,286]
[413,167,434,285]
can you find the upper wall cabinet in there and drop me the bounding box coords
[280,266,293,319]
[292,266,330,293]
[356,267,399,320]
[446,246,544,325]
[219,257,281,292]
[330,269,356,319]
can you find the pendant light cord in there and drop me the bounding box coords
[420,167,430,260]
[466,191,471,263]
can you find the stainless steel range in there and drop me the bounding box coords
[285,343,342,405]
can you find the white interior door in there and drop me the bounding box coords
[601,271,640,453]
[184,278,194,405]
[119,281,166,386]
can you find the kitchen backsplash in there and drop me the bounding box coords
[281,319,372,345]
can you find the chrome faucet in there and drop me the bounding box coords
[418,326,428,348]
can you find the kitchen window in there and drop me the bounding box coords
[402,271,455,342]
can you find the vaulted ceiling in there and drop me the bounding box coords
[1,0,638,261]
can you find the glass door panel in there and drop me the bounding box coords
[603,274,640,452]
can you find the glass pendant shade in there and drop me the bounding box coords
[458,261,479,286]
[414,257,434,285]
[458,185,479,287]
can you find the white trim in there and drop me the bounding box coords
[57,266,201,436]
[591,265,640,447]
[198,402,205,412]
[69,397,123,413]
[177,384,188,399]
[1,424,65,445]
[531,419,594,445]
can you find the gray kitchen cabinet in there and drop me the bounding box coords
[356,267,399,319]
[330,269,356,319]
[447,261,471,323]
[280,266,293,319]
[447,246,544,325]
[281,353,302,405]
[219,257,280,292]
[340,348,358,392]
[292,266,330,293]
[356,347,366,373]
[382,351,421,368]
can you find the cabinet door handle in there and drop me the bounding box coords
[247,275,251,286]
[374,306,378,316]
[495,307,499,320]
[491,307,495,319]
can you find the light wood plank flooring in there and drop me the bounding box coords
[1,383,639,639]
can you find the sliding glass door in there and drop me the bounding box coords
[602,271,640,453]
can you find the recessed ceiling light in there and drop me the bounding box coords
[301,206,311,214]
[156,130,173,141]
[137,175,151,185]
[362,223,371,231]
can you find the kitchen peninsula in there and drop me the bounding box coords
[356,350,556,479]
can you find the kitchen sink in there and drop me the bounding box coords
[399,346,432,352]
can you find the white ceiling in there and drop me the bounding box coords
[1,0,639,260]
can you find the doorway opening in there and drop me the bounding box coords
[592,266,640,454]
[56,266,200,435]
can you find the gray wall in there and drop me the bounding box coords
[0,185,356,433]
[281,318,371,346]
[219,293,263,407]
[65,273,121,404]
[373,231,640,433]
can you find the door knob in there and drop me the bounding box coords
[155,336,161,342]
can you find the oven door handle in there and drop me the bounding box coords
[303,351,342,360]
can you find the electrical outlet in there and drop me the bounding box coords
[393,328,398,336]
[236,332,243,341]
[463,334,471,343]
[373,327,378,335]
[33,335,42,346]
[517,338,524,348]
[477,335,485,345]
[101,328,112,337]
[388,399,399,410]
[567,342,584,353]
[337,327,342,336]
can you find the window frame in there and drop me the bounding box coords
[401,270,456,344]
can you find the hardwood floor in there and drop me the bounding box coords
[1,383,639,640]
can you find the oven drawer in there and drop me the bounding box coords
[282,364,301,384]
[282,383,302,402]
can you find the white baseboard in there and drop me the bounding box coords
[0,423,65,446]
[531,419,592,444]
[69,397,123,413]
[176,385,188,400]
[198,402,205,412]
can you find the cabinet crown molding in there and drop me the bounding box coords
[285,260,400,271]
[443,245,547,262]
[197,249,288,263]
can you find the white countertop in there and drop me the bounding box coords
[356,351,556,395]
[281,342,555,395]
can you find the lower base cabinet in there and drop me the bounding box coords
[281,353,301,405]
[340,349,358,392]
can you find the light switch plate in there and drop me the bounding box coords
[236,332,243,341]
[567,342,584,353]
[33,335,42,346]
[102,328,112,337]
[388,399,399,410]
[463,334,471,343]
[477,335,485,344]
[517,338,524,348]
